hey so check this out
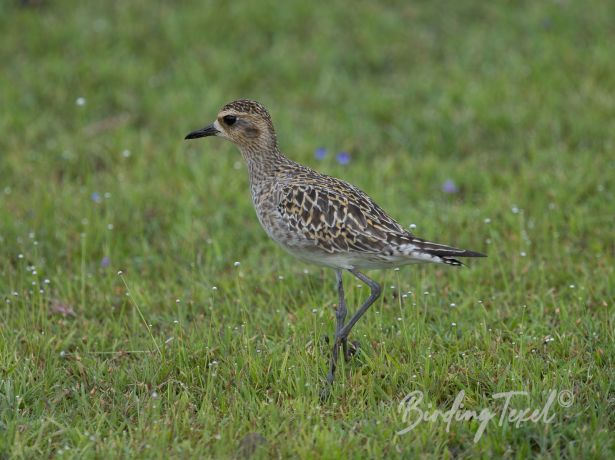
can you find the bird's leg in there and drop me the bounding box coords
[334,270,353,361]
[325,270,346,387]
[331,270,359,362]
[324,269,381,393]
[338,269,381,343]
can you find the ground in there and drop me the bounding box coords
[0,0,613,458]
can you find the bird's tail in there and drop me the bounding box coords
[396,235,486,266]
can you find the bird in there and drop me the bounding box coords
[185,99,486,395]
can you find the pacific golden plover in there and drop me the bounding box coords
[185,99,486,392]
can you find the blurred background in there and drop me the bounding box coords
[0,0,613,457]
[1,0,613,270]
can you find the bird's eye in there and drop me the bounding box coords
[223,115,237,126]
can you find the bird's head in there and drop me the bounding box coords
[185,99,277,153]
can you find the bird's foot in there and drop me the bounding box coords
[342,338,360,362]
[322,336,360,361]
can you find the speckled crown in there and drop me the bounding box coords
[221,99,271,121]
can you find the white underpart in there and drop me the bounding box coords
[397,243,442,261]
[280,243,444,270]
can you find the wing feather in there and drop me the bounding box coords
[276,177,406,254]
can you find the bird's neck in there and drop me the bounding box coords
[241,144,287,184]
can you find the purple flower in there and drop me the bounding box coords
[442,179,459,194]
[314,147,327,160]
[100,256,110,268]
[91,191,102,203]
[336,151,350,165]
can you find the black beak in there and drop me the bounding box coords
[184,123,219,140]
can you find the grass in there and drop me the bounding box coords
[1,0,614,458]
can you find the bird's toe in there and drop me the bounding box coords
[343,339,361,362]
